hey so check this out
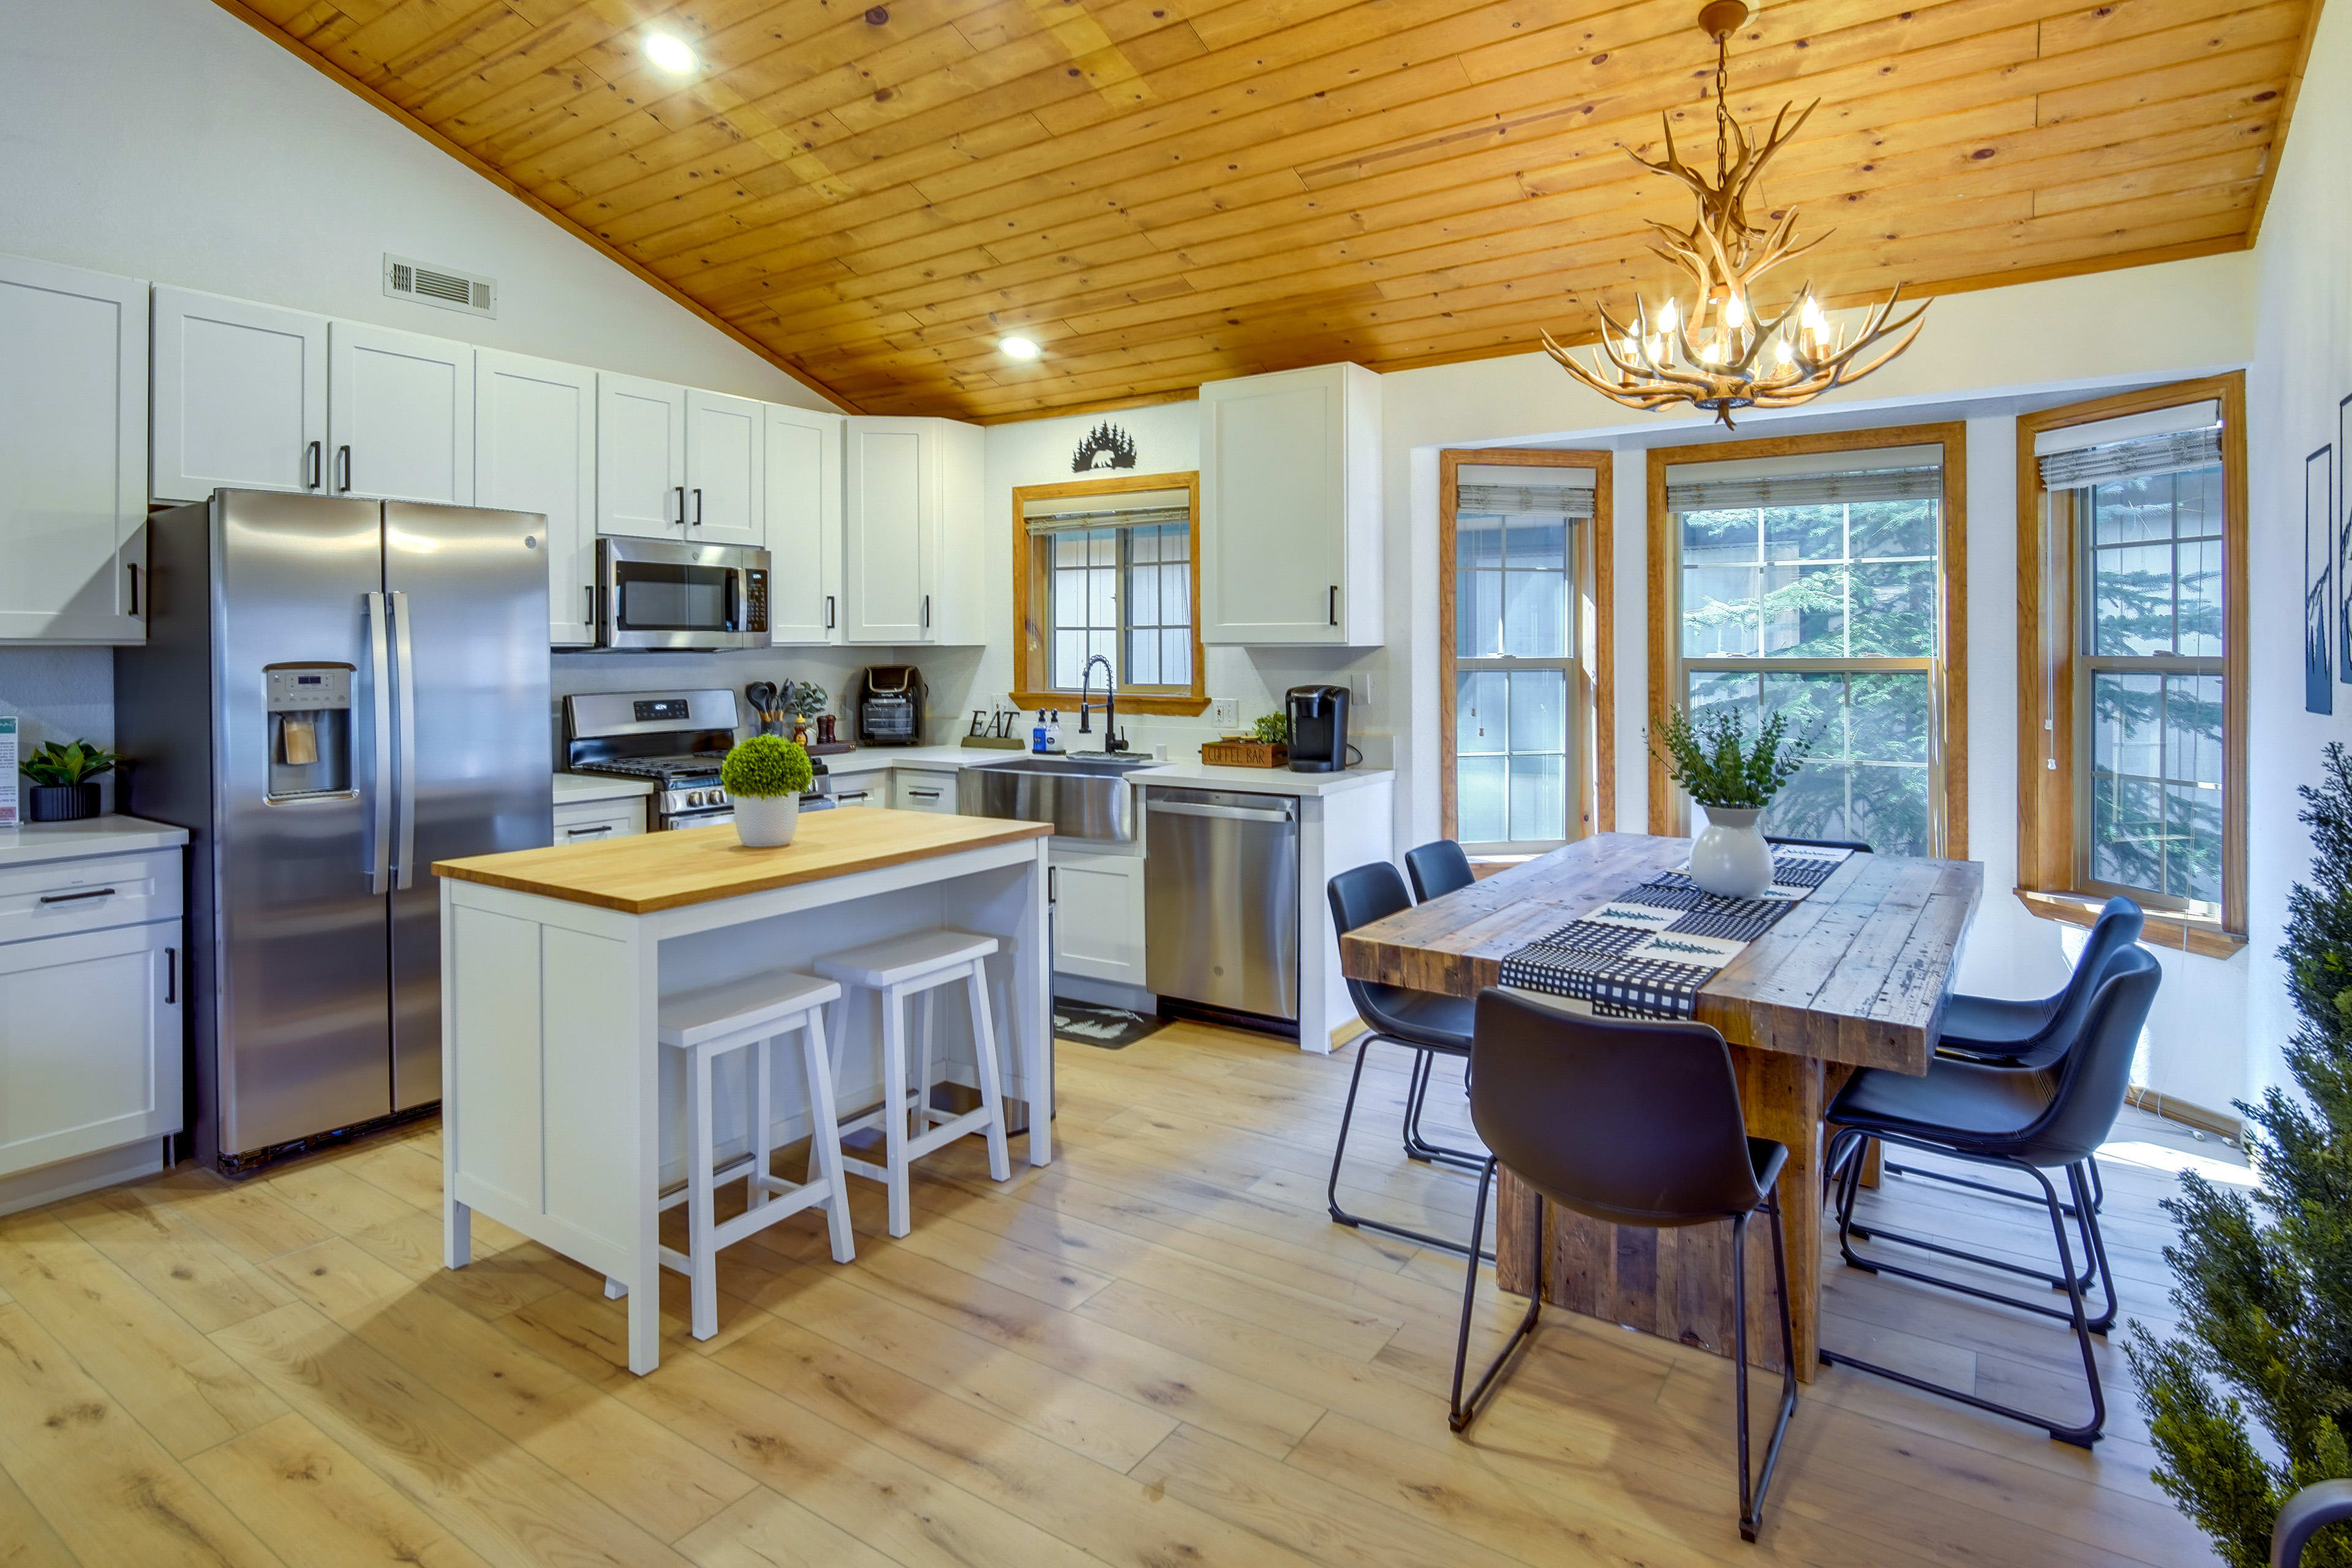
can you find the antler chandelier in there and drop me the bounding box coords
[1544,1,1928,428]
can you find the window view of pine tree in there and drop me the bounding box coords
[1049,522,1192,690]
[1455,510,1575,848]
[1679,494,1939,854]
[2081,466,2225,907]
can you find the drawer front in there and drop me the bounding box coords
[829,770,886,809]
[552,800,643,842]
[0,848,182,945]
[893,768,959,814]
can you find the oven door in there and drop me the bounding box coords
[598,538,772,651]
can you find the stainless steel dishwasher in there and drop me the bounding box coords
[1145,788,1300,1022]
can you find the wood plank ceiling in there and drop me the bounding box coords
[221,0,2316,421]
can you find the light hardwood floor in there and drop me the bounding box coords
[0,1018,2235,1567]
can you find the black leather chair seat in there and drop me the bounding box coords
[1831,1057,2057,1150]
[1941,990,2063,1055]
[1356,983,1474,1053]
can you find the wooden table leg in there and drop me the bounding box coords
[1493,1047,1826,1383]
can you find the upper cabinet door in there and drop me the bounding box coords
[842,418,932,644]
[327,322,474,505]
[0,254,148,644]
[763,403,843,644]
[1200,362,1382,646]
[597,373,686,539]
[152,288,328,504]
[477,350,597,647]
[684,389,764,548]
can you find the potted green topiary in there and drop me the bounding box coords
[1651,705,1810,898]
[720,734,813,848]
[20,739,119,823]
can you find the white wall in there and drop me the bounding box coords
[2241,0,2352,1104]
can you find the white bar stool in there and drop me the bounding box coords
[604,970,856,1340]
[816,929,1012,1237]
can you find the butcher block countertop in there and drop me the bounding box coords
[434,807,1052,915]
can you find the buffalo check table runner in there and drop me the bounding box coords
[1496,844,1857,1020]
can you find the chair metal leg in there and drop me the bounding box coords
[1840,1136,2107,1314]
[1401,1049,1487,1174]
[1882,1147,2105,1219]
[1819,1133,2107,1446]
[1449,1169,1542,1432]
[1733,1194,1800,1542]
[1327,1035,1494,1261]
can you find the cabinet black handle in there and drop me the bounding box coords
[586,585,595,625]
[164,947,176,1005]
[306,440,322,489]
[674,485,685,526]
[39,888,117,903]
[337,445,352,492]
[1329,585,1338,626]
[126,564,140,617]
[565,824,613,838]
[693,488,704,526]
[826,594,836,630]
[923,594,931,630]
[1047,866,1058,903]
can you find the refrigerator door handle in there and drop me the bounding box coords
[364,591,393,894]
[390,589,418,891]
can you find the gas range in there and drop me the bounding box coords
[562,690,833,832]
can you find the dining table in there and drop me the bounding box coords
[1337,831,1981,1380]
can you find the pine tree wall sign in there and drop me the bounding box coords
[1072,422,1138,472]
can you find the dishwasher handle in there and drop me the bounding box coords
[1147,799,1294,824]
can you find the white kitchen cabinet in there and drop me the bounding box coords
[826,767,888,809]
[684,389,764,548]
[552,797,644,842]
[842,415,986,644]
[328,320,475,505]
[597,374,688,539]
[1200,361,1383,646]
[151,287,328,503]
[893,767,959,813]
[763,402,844,643]
[1050,846,1147,987]
[477,350,598,646]
[0,253,148,644]
[0,919,183,1180]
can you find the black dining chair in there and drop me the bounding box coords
[1879,895,2144,1218]
[1819,945,2160,1446]
[1404,839,1477,902]
[1325,864,1490,1257]
[1450,989,1796,1542]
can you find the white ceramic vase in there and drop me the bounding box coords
[1690,805,1773,899]
[733,792,799,848]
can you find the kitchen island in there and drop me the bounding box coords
[432,808,1054,1373]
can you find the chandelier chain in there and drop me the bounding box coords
[1714,32,1728,191]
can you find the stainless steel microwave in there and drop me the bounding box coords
[596,538,771,651]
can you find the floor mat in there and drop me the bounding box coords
[1054,998,1170,1049]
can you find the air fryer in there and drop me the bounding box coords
[858,666,927,747]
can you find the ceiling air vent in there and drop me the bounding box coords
[382,254,496,319]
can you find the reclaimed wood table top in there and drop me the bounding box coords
[1338,832,1981,1074]
[434,808,1052,915]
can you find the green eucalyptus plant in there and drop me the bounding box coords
[719,735,813,799]
[20,739,119,787]
[788,681,829,721]
[1650,705,1809,810]
[1249,712,1290,746]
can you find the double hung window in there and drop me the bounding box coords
[1011,475,1208,715]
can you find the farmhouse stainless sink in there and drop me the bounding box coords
[959,753,1161,843]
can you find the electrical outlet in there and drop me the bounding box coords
[1349,673,1373,706]
[1208,698,1240,728]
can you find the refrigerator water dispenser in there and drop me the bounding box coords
[264,664,354,800]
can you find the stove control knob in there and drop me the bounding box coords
[681,790,700,807]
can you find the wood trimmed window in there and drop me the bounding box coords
[2016,375,2248,958]
[1646,424,1969,857]
[1439,448,1615,853]
[1012,470,1209,717]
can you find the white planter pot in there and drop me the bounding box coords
[733,793,799,848]
[1690,806,1773,899]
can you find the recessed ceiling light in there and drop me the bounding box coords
[643,34,696,75]
[999,336,1041,361]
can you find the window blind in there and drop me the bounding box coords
[1455,484,1596,518]
[1021,486,1192,535]
[2037,426,2223,490]
[1665,464,1942,511]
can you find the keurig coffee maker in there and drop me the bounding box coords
[1286,683,1351,772]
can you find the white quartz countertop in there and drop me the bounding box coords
[815,745,1392,798]
[555,772,658,805]
[0,814,190,867]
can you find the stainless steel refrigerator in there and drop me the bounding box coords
[117,489,551,1174]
